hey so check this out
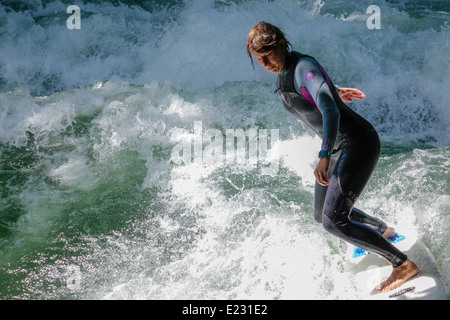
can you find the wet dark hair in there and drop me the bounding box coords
[246,21,292,69]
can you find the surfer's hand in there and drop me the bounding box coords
[314,157,331,186]
[338,87,366,102]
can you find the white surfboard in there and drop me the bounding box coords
[345,227,447,300]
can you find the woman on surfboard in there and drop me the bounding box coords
[246,21,418,293]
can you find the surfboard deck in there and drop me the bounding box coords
[345,227,447,300]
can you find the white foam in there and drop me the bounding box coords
[48,155,99,190]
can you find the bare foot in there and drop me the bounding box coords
[378,259,419,293]
[382,226,396,238]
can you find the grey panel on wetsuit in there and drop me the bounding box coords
[293,57,339,156]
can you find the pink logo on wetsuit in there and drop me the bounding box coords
[305,71,316,81]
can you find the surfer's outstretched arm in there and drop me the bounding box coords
[337,87,366,102]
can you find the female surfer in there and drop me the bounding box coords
[246,21,418,293]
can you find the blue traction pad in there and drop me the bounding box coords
[353,233,405,258]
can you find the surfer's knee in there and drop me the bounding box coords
[322,196,354,232]
[321,212,349,237]
[322,213,339,234]
[313,208,323,224]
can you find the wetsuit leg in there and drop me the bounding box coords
[314,155,338,224]
[315,133,407,268]
[315,188,386,233]
[350,208,387,235]
[314,148,386,234]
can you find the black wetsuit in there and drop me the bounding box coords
[276,51,407,267]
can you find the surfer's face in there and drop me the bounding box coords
[252,47,285,74]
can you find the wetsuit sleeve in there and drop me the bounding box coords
[293,57,340,157]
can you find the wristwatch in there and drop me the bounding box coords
[318,150,331,159]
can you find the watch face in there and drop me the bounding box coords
[319,150,330,158]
